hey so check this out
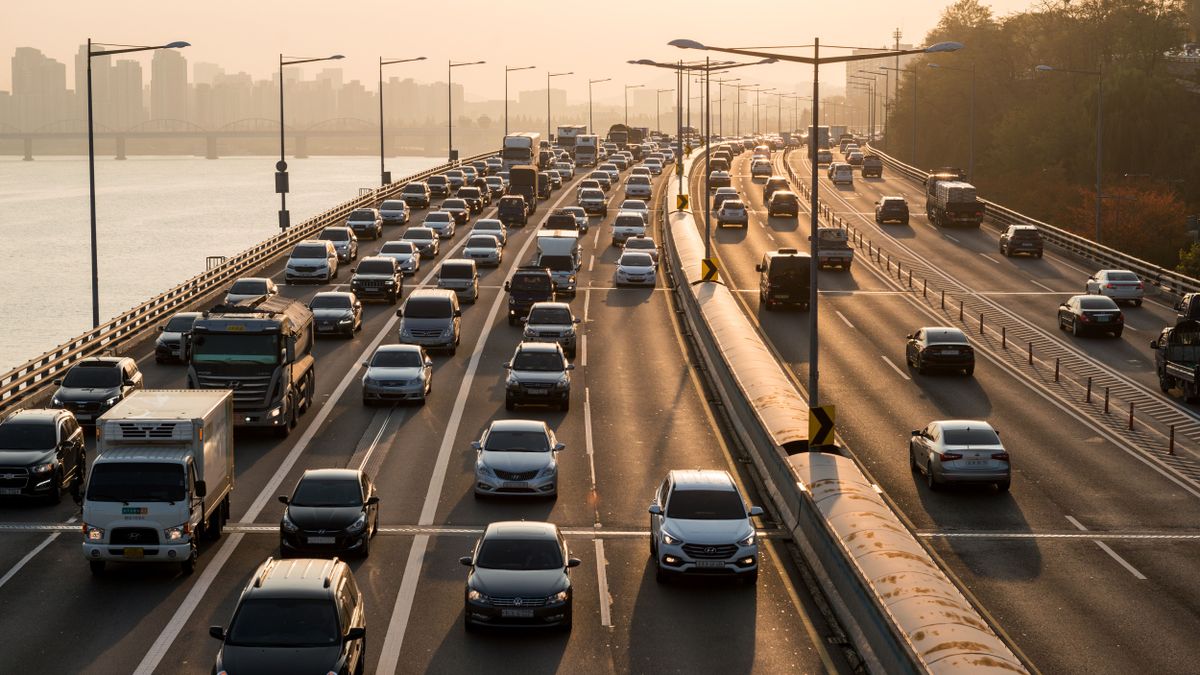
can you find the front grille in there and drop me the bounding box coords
[64,401,100,412]
[112,527,160,546]
[495,469,539,481]
[195,373,272,408]
[0,468,29,488]
[410,329,443,338]
[536,331,563,338]
[682,543,738,559]
[356,279,389,288]
[293,266,321,273]
[490,596,548,608]
[522,382,553,390]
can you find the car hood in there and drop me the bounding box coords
[353,273,395,280]
[479,450,553,473]
[662,517,753,545]
[401,317,450,331]
[328,240,351,249]
[157,330,185,342]
[288,258,327,267]
[470,567,568,597]
[0,449,54,466]
[286,505,363,530]
[366,366,423,381]
[312,309,354,321]
[511,370,565,384]
[55,386,121,402]
[217,645,344,675]
[225,293,266,304]
[618,265,655,275]
[380,209,406,215]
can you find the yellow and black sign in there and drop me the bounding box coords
[809,405,836,447]
[676,194,689,211]
[701,258,719,282]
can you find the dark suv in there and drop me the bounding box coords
[505,267,556,325]
[50,356,143,424]
[498,195,529,227]
[210,557,366,675]
[874,196,910,225]
[427,175,451,198]
[350,256,402,304]
[0,408,86,502]
[999,224,1044,258]
[544,209,578,231]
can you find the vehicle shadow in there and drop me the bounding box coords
[602,287,657,308]
[424,598,569,674]
[766,215,800,233]
[876,222,919,239]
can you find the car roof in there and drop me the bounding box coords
[246,557,344,598]
[358,256,393,265]
[668,469,737,491]
[483,520,558,539]
[3,408,67,425]
[921,327,968,342]
[932,420,995,432]
[529,301,572,312]
[487,418,548,433]
[301,468,362,482]
[374,344,422,355]
[72,356,129,368]
[408,288,457,300]
[440,259,476,268]
[517,341,562,353]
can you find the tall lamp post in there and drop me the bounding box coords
[670,37,963,412]
[546,71,573,140]
[849,75,875,136]
[279,52,344,233]
[927,62,975,180]
[849,82,872,133]
[656,88,675,135]
[746,86,774,134]
[588,78,610,132]
[379,56,426,186]
[624,84,644,126]
[448,59,486,161]
[505,65,536,137]
[86,38,190,328]
[734,83,755,137]
[712,78,740,138]
[1036,63,1103,242]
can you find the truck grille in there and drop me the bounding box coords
[112,527,160,546]
[410,329,443,338]
[494,469,539,481]
[682,543,738,559]
[195,373,272,408]
[0,468,29,488]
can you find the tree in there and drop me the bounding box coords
[1064,183,1190,265]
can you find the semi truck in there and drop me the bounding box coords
[535,230,581,297]
[187,295,315,437]
[1152,320,1200,401]
[502,132,541,170]
[925,169,983,227]
[575,134,600,166]
[816,227,854,270]
[808,125,831,158]
[507,165,540,214]
[606,124,646,151]
[83,390,234,575]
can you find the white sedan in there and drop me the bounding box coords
[1086,269,1145,306]
[379,241,421,275]
[462,234,503,267]
[615,251,657,287]
[618,199,649,219]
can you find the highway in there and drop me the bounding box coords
[0,161,851,673]
[685,144,1200,674]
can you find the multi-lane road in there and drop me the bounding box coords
[0,163,853,674]
[687,143,1200,674]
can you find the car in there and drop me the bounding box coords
[224,277,278,304]
[361,344,433,405]
[445,169,466,191]
[472,419,564,498]
[456,187,486,214]
[1086,269,1144,306]
[505,267,557,326]
[49,356,143,424]
[497,195,529,226]
[522,302,580,358]
[905,326,975,376]
[400,181,432,209]
[717,199,749,227]
[999,224,1044,257]
[318,226,359,263]
[154,311,200,363]
[544,209,579,231]
[1058,294,1124,337]
[554,161,576,179]
[309,291,363,337]
[846,151,864,167]
[278,468,379,557]
[378,199,410,226]
[815,149,833,164]
[397,289,461,355]
[1175,293,1200,322]
[456,235,500,269]
[437,259,480,304]
[608,154,629,171]
[471,219,508,246]
[625,174,653,200]
[875,196,910,225]
[644,159,663,175]
[440,198,471,226]
[0,408,86,502]
[615,251,657,287]
[379,240,421,275]
[623,235,659,266]
[401,226,440,259]
[861,154,884,177]
[561,206,589,233]
[618,199,649,219]
[427,174,451,197]
[578,188,608,216]
[209,557,366,675]
[504,341,574,411]
[471,159,491,176]
[649,469,763,584]
[586,172,612,191]
[909,420,1010,492]
[350,256,402,305]
[285,240,339,284]
[346,208,383,240]
[484,175,506,198]
[423,211,457,239]
[486,156,504,172]
[712,187,740,210]
[460,521,580,631]
[750,159,772,177]
[762,176,789,201]
[768,190,800,217]
[546,169,563,190]
[830,163,854,185]
[630,166,652,179]
[611,211,647,246]
[459,166,478,184]
[708,170,732,188]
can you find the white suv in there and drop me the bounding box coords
[285,240,338,284]
[649,469,763,584]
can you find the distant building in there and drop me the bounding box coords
[151,49,188,122]
[11,47,69,130]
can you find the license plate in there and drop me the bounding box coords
[527,390,547,396]
[322,323,333,328]
[123,547,144,559]
[966,460,987,466]
[695,560,725,568]
[1095,314,1110,322]
[308,536,335,544]
[941,349,960,355]
[501,482,528,488]
[775,294,789,299]
[0,488,20,495]
[501,609,535,618]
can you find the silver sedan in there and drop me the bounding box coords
[909,420,1010,491]
[379,241,420,275]
[361,344,432,405]
[462,234,502,267]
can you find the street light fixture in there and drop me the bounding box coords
[588,78,610,132]
[927,62,975,180]
[669,37,964,412]
[278,52,344,233]
[547,71,572,140]
[85,38,190,328]
[448,59,486,161]
[379,56,426,186]
[505,65,536,136]
[624,84,644,126]
[1036,63,1104,243]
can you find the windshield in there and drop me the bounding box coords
[667,489,746,519]
[511,275,551,292]
[291,245,327,259]
[620,253,654,267]
[459,188,480,198]
[309,295,351,310]
[380,200,405,210]
[403,297,451,319]
[62,366,121,388]
[229,280,267,295]
[440,264,473,279]
[382,242,415,254]
[425,213,450,223]
[580,190,603,200]
[164,315,197,332]
[512,350,564,372]
[227,599,339,648]
[502,148,533,161]
[475,538,563,570]
[356,260,394,275]
[320,229,350,241]
[192,333,280,365]
[528,307,572,324]
[621,201,644,210]
[443,200,466,210]
[484,429,550,452]
[540,255,574,272]
[404,230,433,241]
[371,350,422,368]
[87,463,186,503]
[0,423,55,450]
[291,477,362,507]
[927,331,969,345]
[723,201,745,210]
[942,428,1001,446]
[349,210,375,221]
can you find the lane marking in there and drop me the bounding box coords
[593,229,600,247]
[594,538,612,627]
[584,387,597,488]
[588,255,595,272]
[766,232,776,241]
[979,253,1002,265]
[0,514,75,592]
[1030,279,1057,292]
[1065,515,1087,531]
[881,355,911,380]
[580,334,588,367]
[583,287,592,323]
[352,407,398,473]
[943,234,960,243]
[1066,514,1147,580]
[835,310,855,328]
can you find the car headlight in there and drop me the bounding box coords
[346,514,368,533]
[545,590,569,604]
[281,514,299,533]
[103,396,120,407]
[523,328,536,339]
[476,462,496,478]
[555,376,570,390]
[506,376,520,389]
[737,533,756,547]
[567,275,577,284]
[51,396,62,406]
[661,530,683,546]
[384,279,395,285]
[164,524,188,541]
[85,525,105,541]
[400,328,413,338]
[362,376,377,387]
[30,462,55,474]
[441,328,453,337]
[338,317,352,324]
[267,405,283,419]
[467,589,490,603]
[538,462,558,478]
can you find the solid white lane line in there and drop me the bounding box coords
[584,387,597,487]
[979,253,1002,265]
[944,234,960,243]
[881,355,911,380]
[594,538,612,627]
[354,408,397,472]
[835,310,855,328]
[1030,279,1057,293]
[0,532,60,592]
[1066,515,1146,580]
[580,334,588,367]
[588,255,595,272]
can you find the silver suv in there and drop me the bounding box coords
[522,302,580,358]
[648,469,763,584]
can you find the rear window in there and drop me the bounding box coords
[440,263,474,279]
[459,188,480,197]
[927,330,969,345]
[380,200,405,210]
[443,200,467,209]
[1108,272,1139,282]
[319,228,350,241]
[1080,297,1118,310]
[629,176,651,185]
[942,427,1000,445]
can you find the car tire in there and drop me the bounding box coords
[388,292,398,306]
[964,364,974,377]
[1113,330,1123,339]
[180,549,196,576]
[1160,375,1172,393]
[560,397,570,412]
[655,563,670,584]
[1134,299,1143,307]
[914,355,924,375]
[926,464,940,491]
[1072,320,1082,337]
[909,446,919,472]
[48,469,63,505]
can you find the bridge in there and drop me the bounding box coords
[0,126,1198,675]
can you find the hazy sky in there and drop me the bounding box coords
[3,0,1036,99]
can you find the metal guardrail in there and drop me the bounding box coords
[0,151,496,414]
[866,145,1200,299]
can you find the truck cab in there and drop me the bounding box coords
[535,231,581,297]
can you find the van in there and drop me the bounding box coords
[755,249,811,310]
[436,260,480,304]
[397,289,462,355]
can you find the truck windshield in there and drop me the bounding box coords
[502,148,532,161]
[87,463,186,503]
[191,334,280,364]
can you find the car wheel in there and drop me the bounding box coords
[359,531,371,559]
[1134,299,1143,307]
[926,463,940,491]
[1113,329,1123,339]
[914,355,924,375]
[655,562,670,584]
[507,315,516,326]
[909,445,918,472]
[1160,375,1172,393]
[963,364,974,377]
[743,568,759,586]
[1072,319,1082,337]
[49,469,63,504]
[996,479,1011,493]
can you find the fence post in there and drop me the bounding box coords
[941,290,945,309]
[1104,387,1110,413]
[1028,341,1033,365]
[907,269,913,287]
[1002,326,1007,348]
[1054,358,1060,382]
[1086,377,1092,403]
[1129,402,1135,430]
[1170,425,1175,455]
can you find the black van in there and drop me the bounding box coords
[755,249,811,311]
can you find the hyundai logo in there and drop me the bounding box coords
[228,381,240,390]
[128,532,141,541]
[704,546,716,555]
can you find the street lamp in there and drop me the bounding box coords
[746,86,774,134]
[505,65,536,136]
[547,71,572,140]
[588,78,610,132]
[927,62,975,180]
[734,83,756,137]
[656,88,675,135]
[448,59,486,161]
[669,37,964,412]
[85,38,190,328]
[379,56,426,186]
[1036,63,1103,242]
[849,81,873,132]
[624,84,644,126]
[849,75,875,136]
[279,52,343,233]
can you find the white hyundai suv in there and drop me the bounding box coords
[649,469,763,584]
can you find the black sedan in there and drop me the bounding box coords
[309,292,363,338]
[875,196,910,225]
[441,198,472,225]
[905,326,975,376]
[461,521,580,631]
[1058,295,1123,338]
[279,469,379,558]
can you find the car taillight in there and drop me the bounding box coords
[1106,283,1117,289]
[992,452,1010,461]
[940,452,963,460]
[1078,313,1090,322]
[1137,283,1144,289]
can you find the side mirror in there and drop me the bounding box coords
[53,379,62,386]
[749,506,764,517]
[566,364,575,371]
[349,267,356,273]
[425,358,433,367]
[648,504,663,515]
[503,281,511,291]
[454,309,462,317]
[195,480,207,498]
[209,626,225,640]
[277,495,289,505]
[754,264,763,272]
[567,558,582,568]
[395,308,403,317]
[459,556,474,567]
[911,430,921,436]
[906,333,914,340]
[503,362,512,369]
[344,627,366,642]
[471,441,482,451]
[554,442,566,452]
[361,361,369,368]
[365,496,380,506]
[1150,340,1159,350]
[573,318,582,324]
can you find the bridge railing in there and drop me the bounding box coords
[867,145,1200,298]
[0,151,496,415]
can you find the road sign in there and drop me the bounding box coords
[677,194,689,210]
[809,405,836,447]
[701,258,719,282]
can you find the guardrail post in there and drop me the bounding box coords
[907,269,913,287]
[959,300,964,321]
[1001,326,1006,348]
[1028,341,1034,364]
[896,260,901,279]
[1055,358,1060,381]
[1087,377,1092,402]
[941,290,945,309]
[1104,387,1110,413]
[979,313,985,334]
[922,279,927,298]
[886,254,891,273]
[1170,425,1176,455]
[1129,402,1135,430]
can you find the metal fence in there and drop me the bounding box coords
[0,151,496,415]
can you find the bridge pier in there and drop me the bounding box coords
[205,135,218,159]
[115,136,126,160]
[294,134,308,159]
[22,136,32,161]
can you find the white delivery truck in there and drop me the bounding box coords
[535,230,581,297]
[575,134,600,167]
[83,389,234,576]
[502,132,541,170]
